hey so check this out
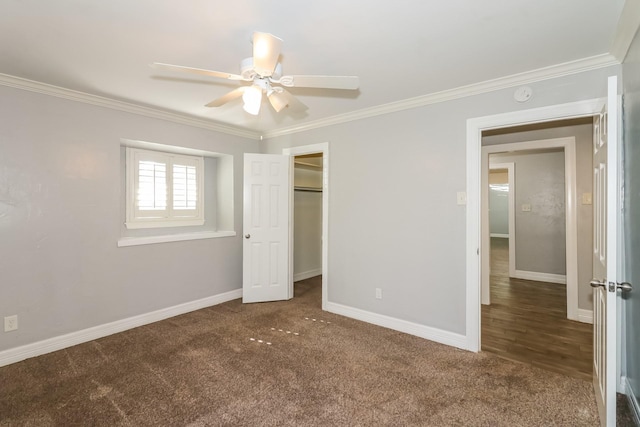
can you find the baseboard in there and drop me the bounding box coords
[577,309,594,324]
[623,376,640,426]
[0,288,242,368]
[325,302,468,351]
[489,233,509,238]
[293,268,322,282]
[512,270,567,284]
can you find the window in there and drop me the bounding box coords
[126,147,204,228]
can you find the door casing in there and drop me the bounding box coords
[484,161,515,305]
[482,138,578,321]
[283,142,329,310]
[466,98,607,352]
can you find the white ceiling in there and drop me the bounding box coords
[0,0,627,134]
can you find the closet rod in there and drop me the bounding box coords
[294,186,322,193]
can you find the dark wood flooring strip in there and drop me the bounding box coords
[481,238,593,382]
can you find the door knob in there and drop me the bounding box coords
[245,234,250,239]
[590,279,633,292]
[617,282,632,292]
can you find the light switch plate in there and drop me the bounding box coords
[521,204,532,212]
[582,193,593,205]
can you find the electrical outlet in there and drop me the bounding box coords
[521,204,532,212]
[456,192,467,205]
[4,315,18,332]
[375,288,383,300]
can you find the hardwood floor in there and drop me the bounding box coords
[481,238,593,381]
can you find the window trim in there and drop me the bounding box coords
[125,147,205,229]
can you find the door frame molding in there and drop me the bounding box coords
[484,162,515,305]
[466,98,605,352]
[283,142,329,310]
[482,139,577,319]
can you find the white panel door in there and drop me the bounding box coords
[591,76,618,426]
[243,154,291,303]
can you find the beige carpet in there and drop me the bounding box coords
[0,277,600,426]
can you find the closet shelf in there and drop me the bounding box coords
[294,160,322,169]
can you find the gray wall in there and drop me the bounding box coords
[0,64,619,353]
[262,66,616,334]
[490,150,566,275]
[0,85,258,352]
[622,25,640,409]
[484,123,594,310]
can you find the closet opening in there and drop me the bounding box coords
[292,153,324,307]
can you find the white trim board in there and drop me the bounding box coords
[610,0,640,62]
[511,270,567,285]
[0,73,260,140]
[283,143,330,311]
[0,289,242,368]
[325,302,467,351]
[489,233,509,238]
[484,162,515,305]
[0,53,620,142]
[466,98,606,352]
[623,376,640,426]
[578,309,594,324]
[117,231,236,247]
[293,269,322,282]
[262,54,618,139]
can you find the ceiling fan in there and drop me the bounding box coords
[152,32,360,116]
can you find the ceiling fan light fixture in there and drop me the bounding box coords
[267,90,288,113]
[242,85,263,115]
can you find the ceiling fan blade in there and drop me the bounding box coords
[268,89,307,113]
[252,32,282,77]
[152,62,245,81]
[205,87,247,107]
[285,92,308,112]
[277,75,359,90]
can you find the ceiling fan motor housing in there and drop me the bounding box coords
[240,57,282,80]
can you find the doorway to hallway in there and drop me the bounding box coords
[479,118,595,380]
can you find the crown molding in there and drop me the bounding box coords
[610,0,640,62]
[0,51,621,142]
[261,53,619,139]
[0,73,261,140]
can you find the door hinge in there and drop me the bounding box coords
[608,281,616,292]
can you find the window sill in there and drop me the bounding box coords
[125,219,205,229]
[117,230,236,247]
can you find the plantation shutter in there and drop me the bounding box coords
[125,147,204,228]
[138,160,167,211]
[173,163,198,211]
